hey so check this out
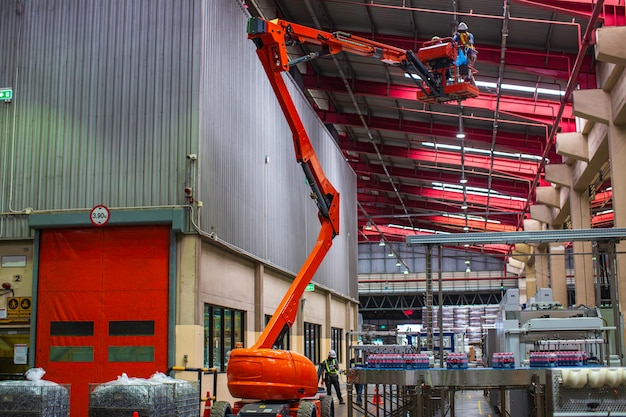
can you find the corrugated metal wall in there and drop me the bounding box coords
[200,0,357,296]
[0,0,357,297]
[0,0,198,237]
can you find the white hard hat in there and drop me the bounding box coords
[329,350,337,358]
[458,22,468,31]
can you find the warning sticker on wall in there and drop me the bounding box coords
[7,297,32,317]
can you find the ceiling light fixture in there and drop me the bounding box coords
[460,177,467,184]
[396,260,402,267]
[463,226,469,231]
[388,251,394,257]
[461,202,468,210]
[378,239,385,247]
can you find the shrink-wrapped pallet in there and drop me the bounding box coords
[89,374,173,417]
[149,373,199,417]
[0,368,70,417]
[89,373,199,417]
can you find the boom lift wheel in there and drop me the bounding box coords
[210,401,232,417]
[320,395,334,417]
[297,401,317,417]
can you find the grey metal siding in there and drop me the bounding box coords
[0,0,198,237]
[200,0,356,296]
[0,0,357,298]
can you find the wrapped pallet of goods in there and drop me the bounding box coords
[150,373,199,417]
[0,368,70,417]
[89,373,199,417]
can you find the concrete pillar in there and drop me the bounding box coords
[178,235,200,325]
[525,262,537,301]
[255,263,265,338]
[513,244,533,303]
[524,219,546,298]
[608,120,626,359]
[325,292,332,353]
[581,26,626,359]
[549,243,568,307]
[535,245,550,290]
[570,187,595,307]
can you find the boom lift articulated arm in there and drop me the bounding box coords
[246,17,442,99]
[225,17,478,404]
[226,17,347,402]
[246,17,342,352]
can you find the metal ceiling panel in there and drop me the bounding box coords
[250,0,610,243]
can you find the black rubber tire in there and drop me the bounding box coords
[297,400,317,417]
[320,395,334,417]
[210,401,232,417]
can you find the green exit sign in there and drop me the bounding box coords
[0,87,12,101]
[305,283,315,292]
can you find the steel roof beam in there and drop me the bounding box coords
[345,31,595,81]
[358,184,527,212]
[341,137,540,179]
[512,0,624,22]
[350,162,530,197]
[358,196,523,221]
[322,111,548,155]
[303,75,575,128]
[406,227,626,245]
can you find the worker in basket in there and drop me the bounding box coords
[319,350,345,404]
[453,22,477,80]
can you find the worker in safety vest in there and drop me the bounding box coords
[319,350,344,404]
[349,355,364,406]
[453,22,477,68]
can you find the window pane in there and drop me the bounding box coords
[108,346,155,362]
[234,311,243,348]
[204,305,245,372]
[224,310,232,360]
[212,308,223,371]
[50,321,94,336]
[304,322,320,363]
[331,328,343,362]
[109,321,155,336]
[50,346,94,362]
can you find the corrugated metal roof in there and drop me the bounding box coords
[250,0,609,246]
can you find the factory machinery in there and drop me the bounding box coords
[346,289,626,417]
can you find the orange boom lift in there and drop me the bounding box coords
[211,17,478,417]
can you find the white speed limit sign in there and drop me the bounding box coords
[90,204,110,227]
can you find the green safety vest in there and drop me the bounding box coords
[325,358,339,375]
